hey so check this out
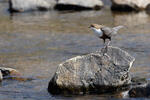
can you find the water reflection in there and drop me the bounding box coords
[112,11,150,33]
[7,9,113,34]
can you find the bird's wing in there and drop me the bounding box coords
[112,25,124,32]
[111,25,124,35]
[101,25,124,36]
[101,27,113,36]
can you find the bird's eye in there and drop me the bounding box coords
[91,25,94,27]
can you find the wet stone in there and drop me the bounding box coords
[127,77,149,98]
[55,0,103,11]
[109,77,149,98]
[0,67,21,80]
[48,46,135,95]
[8,0,56,12]
[129,83,150,98]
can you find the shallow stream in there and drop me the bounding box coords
[0,1,150,100]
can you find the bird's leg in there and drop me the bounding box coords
[103,40,111,59]
[103,39,106,48]
[103,39,110,55]
[102,39,107,55]
[107,40,111,46]
[105,39,111,53]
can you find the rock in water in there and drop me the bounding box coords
[0,67,21,77]
[48,46,135,94]
[55,0,103,10]
[0,67,21,82]
[111,0,150,11]
[9,0,56,12]
[129,83,150,98]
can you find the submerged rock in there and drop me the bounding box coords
[48,46,135,94]
[8,0,56,12]
[111,0,150,11]
[55,0,103,11]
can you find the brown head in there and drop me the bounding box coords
[89,24,104,29]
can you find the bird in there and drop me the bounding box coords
[89,24,124,47]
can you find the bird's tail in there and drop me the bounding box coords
[113,25,124,32]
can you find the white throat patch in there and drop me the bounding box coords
[91,28,103,37]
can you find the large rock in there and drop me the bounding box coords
[111,0,150,11]
[55,0,103,10]
[48,46,135,94]
[9,0,57,12]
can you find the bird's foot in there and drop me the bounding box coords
[103,52,111,60]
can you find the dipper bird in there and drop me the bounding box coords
[89,24,124,46]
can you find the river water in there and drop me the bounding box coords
[0,1,150,100]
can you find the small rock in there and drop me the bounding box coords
[129,83,150,98]
[0,67,23,81]
[55,0,103,11]
[131,77,148,87]
[0,67,33,82]
[8,0,57,12]
[48,46,135,95]
[0,67,21,77]
[113,77,148,99]
[111,0,150,11]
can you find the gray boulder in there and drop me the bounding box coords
[9,0,57,12]
[55,0,103,10]
[48,46,135,94]
[111,0,150,11]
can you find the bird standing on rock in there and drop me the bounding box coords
[89,24,124,47]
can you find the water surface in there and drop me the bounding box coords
[0,1,150,100]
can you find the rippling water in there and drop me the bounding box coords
[0,1,150,100]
